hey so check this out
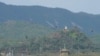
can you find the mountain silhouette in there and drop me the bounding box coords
[0,2,100,34]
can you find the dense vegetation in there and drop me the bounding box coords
[0,21,98,53]
[0,2,100,55]
[0,21,54,49]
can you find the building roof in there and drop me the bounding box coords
[60,48,69,52]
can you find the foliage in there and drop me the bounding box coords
[5,28,93,52]
[0,21,97,53]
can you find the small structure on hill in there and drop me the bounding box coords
[63,26,68,33]
[64,26,68,30]
[0,52,6,56]
[60,47,69,56]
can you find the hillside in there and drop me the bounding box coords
[0,2,100,52]
[0,2,100,34]
[0,25,94,52]
[0,20,54,39]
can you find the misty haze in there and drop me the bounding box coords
[0,0,100,56]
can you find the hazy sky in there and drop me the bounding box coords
[0,0,100,14]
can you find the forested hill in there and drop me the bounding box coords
[0,2,100,34]
[0,20,54,39]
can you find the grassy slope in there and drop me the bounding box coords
[0,20,54,47]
